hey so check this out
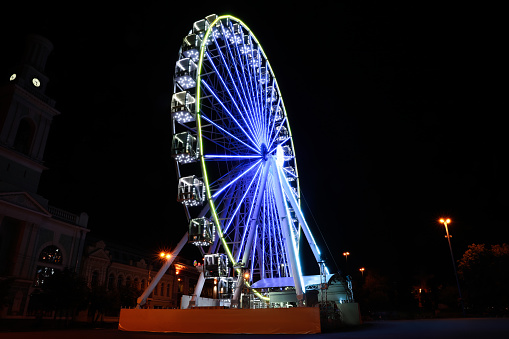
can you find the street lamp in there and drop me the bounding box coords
[439,218,465,316]
[160,251,171,260]
[359,267,365,277]
[343,252,350,273]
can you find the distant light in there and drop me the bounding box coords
[166,254,171,259]
[160,252,166,258]
[439,218,451,225]
[10,74,16,81]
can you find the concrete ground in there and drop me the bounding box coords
[1,318,509,338]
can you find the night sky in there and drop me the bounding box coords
[2,2,506,283]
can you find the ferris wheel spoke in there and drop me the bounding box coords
[203,52,259,143]
[260,202,266,278]
[234,169,264,263]
[201,80,259,149]
[264,93,283,146]
[221,22,262,143]
[223,59,262,143]
[267,114,287,152]
[233,158,270,265]
[200,114,259,154]
[266,184,279,276]
[210,28,254,124]
[211,159,262,199]
[222,163,263,234]
[237,46,262,135]
[208,161,247,189]
[262,191,270,277]
[204,154,261,161]
[249,227,258,282]
[260,77,270,144]
[282,167,298,180]
[247,57,267,143]
[244,52,266,143]
[263,81,280,145]
[206,43,259,144]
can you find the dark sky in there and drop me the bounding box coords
[2,2,506,282]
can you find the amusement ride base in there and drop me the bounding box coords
[119,307,321,334]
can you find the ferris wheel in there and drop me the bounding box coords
[137,14,329,308]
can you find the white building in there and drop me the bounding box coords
[0,34,90,319]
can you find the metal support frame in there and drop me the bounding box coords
[276,160,328,274]
[269,156,305,302]
[136,232,188,308]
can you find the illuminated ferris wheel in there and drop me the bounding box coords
[138,14,330,308]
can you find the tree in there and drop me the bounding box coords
[457,243,509,314]
[88,284,110,323]
[0,278,14,311]
[40,268,89,321]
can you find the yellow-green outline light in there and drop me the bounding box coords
[196,15,299,302]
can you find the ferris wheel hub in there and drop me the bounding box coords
[260,143,269,161]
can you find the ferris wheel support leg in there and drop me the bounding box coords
[277,163,328,274]
[269,158,305,304]
[136,232,188,309]
[231,274,245,308]
[188,272,206,308]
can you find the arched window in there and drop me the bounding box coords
[39,245,63,265]
[14,118,35,155]
[35,245,63,286]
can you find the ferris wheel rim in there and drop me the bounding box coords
[195,15,301,261]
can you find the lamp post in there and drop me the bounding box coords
[439,218,465,316]
[359,267,365,277]
[343,252,350,274]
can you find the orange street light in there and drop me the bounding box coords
[160,252,172,260]
[438,217,465,316]
[359,267,365,277]
[343,252,350,262]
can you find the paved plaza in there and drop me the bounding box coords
[1,318,509,338]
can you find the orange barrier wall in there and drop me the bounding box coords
[119,307,321,334]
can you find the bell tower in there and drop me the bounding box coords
[0,34,60,197]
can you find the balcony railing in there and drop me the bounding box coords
[48,205,88,227]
